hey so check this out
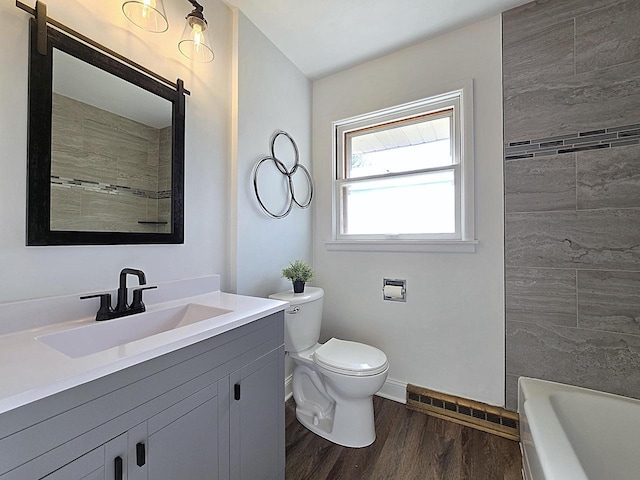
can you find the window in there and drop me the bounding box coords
[330,83,475,252]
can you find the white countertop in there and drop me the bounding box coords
[0,282,288,416]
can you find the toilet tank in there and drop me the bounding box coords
[269,287,324,352]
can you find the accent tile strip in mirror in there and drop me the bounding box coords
[51,177,171,200]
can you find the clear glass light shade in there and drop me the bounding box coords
[122,0,169,33]
[178,16,214,63]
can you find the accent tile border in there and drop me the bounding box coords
[505,123,640,160]
[51,176,172,200]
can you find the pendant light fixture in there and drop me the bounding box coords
[178,0,214,63]
[122,0,169,33]
[122,0,214,63]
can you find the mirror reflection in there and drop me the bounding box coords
[27,18,185,246]
[50,49,173,234]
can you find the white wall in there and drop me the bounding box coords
[312,16,505,405]
[231,11,312,298]
[1,0,503,405]
[0,0,232,302]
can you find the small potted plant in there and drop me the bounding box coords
[281,260,314,294]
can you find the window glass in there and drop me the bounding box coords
[341,170,455,235]
[347,113,452,179]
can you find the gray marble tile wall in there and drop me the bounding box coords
[51,94,170,233]
[503,0,640,409]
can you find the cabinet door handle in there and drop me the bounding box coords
[234,383,241,401]
[136,441,146,467]
[114,456,123,480]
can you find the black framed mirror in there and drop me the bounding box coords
[27,18,185,245]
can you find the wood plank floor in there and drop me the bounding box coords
[285,396,522,480]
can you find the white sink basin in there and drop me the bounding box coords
[37,303,232,358]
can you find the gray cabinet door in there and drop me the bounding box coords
[230,347,285,480]
[147,386,219,480]
[127,422,147,480]
[104,433,129,480]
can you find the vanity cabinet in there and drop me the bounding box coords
[0,312,284,480]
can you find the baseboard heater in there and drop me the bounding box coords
[406,384,519,441]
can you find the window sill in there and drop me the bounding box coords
[324,239,478,253]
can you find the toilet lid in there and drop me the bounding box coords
[314,338,388,377]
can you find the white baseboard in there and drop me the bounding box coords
[285,373,293,401]
[376,377,407,404]
[284,374,406,404]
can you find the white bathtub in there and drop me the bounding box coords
[518,377,640,480]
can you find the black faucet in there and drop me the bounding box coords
[117,268,147,311]
[81,268,157,321]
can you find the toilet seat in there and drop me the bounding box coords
[314,338,388,377]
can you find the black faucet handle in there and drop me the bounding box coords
[80,293,114,321]
[131,285,158,311]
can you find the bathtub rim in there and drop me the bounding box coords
[518,377,640,480]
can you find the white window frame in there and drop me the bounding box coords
[326,80,477,253]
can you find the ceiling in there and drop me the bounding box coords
[222,0,531,80]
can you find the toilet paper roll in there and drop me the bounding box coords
[383,285,404,299]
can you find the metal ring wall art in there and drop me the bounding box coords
[252,130,314,219]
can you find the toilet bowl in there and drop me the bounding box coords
[269,287,389,447]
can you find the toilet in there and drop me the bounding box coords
[269,287,388,448]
